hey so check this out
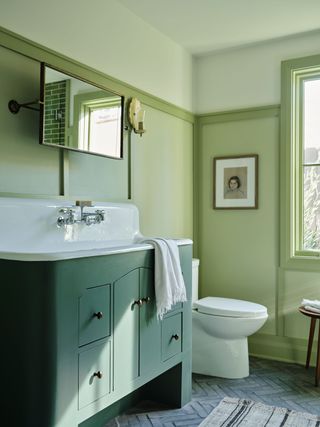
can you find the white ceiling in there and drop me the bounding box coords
[118,0,320,56]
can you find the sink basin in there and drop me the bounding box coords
[0,197,192,261]
[0,197,141,260]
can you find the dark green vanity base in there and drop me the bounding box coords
[1,244,192,427]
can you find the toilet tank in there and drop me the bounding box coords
[192,258,200,304]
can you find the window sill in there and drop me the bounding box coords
[281,251,320,271]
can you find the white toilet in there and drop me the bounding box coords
[192,258,268,379]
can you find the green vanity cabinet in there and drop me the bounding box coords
[1,243,192,427]
[114,266,161,392]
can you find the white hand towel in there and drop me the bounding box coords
[304,305,320,314]
[137,237,187,319]
[301,299,320,310]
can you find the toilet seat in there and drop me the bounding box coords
[193,297,268,318]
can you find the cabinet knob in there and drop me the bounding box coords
[93,371,103,379]
[133,299,143,307]
[93,311,103,319]
[172,334,179,341]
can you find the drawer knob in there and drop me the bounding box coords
[93,311,103,319]
[133,299,143,307]
[93,371,103,379]
[172,334,179,341]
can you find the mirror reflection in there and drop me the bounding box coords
[40,63,124,158]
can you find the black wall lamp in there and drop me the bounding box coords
[8,99,43,114]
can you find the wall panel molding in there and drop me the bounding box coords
[0,26,195,124]
[249,333,314,367]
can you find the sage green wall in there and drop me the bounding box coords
[197,105,320,365]
[0,0,192,111]
[0,29,194,241]
[195,33,320,365]
[0,44,128,200]
[197,109,280,337]
[0,45,60,195]
[281,270,320,340]
[194,30,320,113]
[132,105,193,238]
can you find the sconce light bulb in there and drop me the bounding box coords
[137,110,145,122]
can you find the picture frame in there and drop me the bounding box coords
[213,154,258,209]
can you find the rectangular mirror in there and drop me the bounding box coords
[39,63,124,158]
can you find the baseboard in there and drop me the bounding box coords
[248,333,316,367]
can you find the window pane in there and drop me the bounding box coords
[303,79,320,164]
[89,106,121,156]
[303,165,320,250]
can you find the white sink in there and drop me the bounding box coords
[0,197,142,260]
[0,197,192,261]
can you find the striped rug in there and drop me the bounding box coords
[199,397,320,426]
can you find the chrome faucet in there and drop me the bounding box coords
[57,208,76,227]
[76,200,105,226]
[56,201,105,227]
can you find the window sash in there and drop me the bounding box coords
[292,69,320,257]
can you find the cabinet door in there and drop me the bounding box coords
[78,284,111,347]
[140,267,161,375]
[161,313,182,361]
[78,341,111,409]
[114,269,140,389]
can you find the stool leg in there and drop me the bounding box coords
[316,323,320,387]
[306,318,316,369]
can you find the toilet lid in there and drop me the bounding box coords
[193,297,268,318]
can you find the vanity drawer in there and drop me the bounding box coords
[78,341,111,409]
[161,313,182,361]
[79,284,111,347]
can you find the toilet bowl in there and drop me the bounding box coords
[191,259,268,379]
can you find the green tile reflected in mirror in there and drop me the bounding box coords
[40,63,124,159]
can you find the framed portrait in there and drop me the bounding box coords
[213,154,258,209]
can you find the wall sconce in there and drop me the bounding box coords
[128,98,146,136]
[8,99,42,114]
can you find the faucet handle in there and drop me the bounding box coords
[57,207,76,227]
[76,200,92,208]
[59,207,75,214]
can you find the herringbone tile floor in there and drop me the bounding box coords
[105,357,320,426]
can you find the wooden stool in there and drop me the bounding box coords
[299,306,320,386]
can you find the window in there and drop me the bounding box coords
[78,97,122,157]
[302,78,320,251]
[73,90,123,158]
[282,55,320,263]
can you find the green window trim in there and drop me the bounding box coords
[281,54,320,270]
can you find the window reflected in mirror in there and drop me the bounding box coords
[40,63,124,159]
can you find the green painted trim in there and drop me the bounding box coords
[192,120,199,257]
[282,53,320,72]
[280,58,292,270]
[61,150,70,197]
[276,267,285,337]
[0,192,128,202]
[249,333,316,367]
[127,131,132,200]
[0,192,67,200]
[0,26,194,124]
[197,104,280,125]
[280,54,320,271]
